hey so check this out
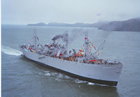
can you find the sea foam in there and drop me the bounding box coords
[2,45,22,56]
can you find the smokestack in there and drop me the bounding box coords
[52,31,68,47]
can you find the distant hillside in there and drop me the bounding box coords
[27,22,107,28]
[91,21,109,28]
[27,22,47,26]
[98,18,140,31]
[27,18,140,32]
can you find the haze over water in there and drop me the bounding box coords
[2,25,140,97]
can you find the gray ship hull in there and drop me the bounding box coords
[20,48,123,86]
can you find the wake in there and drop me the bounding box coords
[2,45,22,56]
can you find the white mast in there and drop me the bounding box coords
[84,32,90,61]
[34,28,37,48]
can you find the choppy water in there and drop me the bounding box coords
[2,25,140,97]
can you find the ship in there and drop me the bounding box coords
[19,28,123,86]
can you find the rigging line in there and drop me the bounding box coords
[95,40,105,53]
[27,37,34,46]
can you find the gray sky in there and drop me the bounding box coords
[1,0,140,24]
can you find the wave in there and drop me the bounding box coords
[87,82,95,85]
[1,45,22,56]
[42,71,105,86]
[75,79,87,84]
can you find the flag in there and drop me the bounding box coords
[82,46,85,49]
[90,42,96,50]
[89,46,91,53]
[98,52,100,55]
[89,46,91,50]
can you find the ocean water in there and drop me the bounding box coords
[1,25,140,97]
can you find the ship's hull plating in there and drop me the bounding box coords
[20,48,123,86]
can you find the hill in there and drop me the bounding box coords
[98,18,140,31]
[27,22,47,26]
[27,18,140,32]
[27,22,107,28]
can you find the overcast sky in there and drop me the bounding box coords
[1,0,140,24]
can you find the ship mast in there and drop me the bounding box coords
[84,32,90,61]
[34,28,37,48]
